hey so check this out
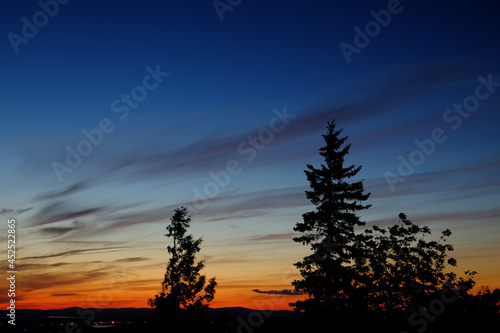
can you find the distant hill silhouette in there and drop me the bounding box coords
[0,307,151,322]
[0,306,301,332]
[0,306,299,322]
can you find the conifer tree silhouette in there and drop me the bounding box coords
[149,207,216,328]
[291,119,371,315]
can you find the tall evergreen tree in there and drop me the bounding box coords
[149,207,217,327]
[291,119,371,315]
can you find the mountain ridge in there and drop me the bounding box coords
[0,306,299,323]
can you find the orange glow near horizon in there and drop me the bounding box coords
[1,269,497,311]
[0,252,307,311]
[0,282,305,311]
[1,210,498,313]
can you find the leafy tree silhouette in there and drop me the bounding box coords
[364,213,477,316]
[148,207,216,329]
[290,119,371,317]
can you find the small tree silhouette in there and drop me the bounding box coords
[148,207,216,328]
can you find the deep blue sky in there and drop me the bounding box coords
[1,0,499,309]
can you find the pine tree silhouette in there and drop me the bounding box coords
[148,207,216,330]
[291,119,371,317]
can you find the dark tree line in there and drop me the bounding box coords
[290,120,495,332]
[146,119,499,333]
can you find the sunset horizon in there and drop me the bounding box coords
[1,1,499,331]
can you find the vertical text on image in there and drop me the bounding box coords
[7,218,17,326]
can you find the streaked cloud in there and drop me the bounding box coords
[253,289,303,295]
[27,201,105,227]
[115,257,150,263]
[366,158,500,199]
[193,187,310,222]
[0,207,33,215]
[245,233,296,242]
[22,247,128,261]
[34,181,88,201]
[40,226,81,236]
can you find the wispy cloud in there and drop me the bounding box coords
[40,226,81,236]
[193,187,310,222]
[366,158,500,199]
[34,181,88,201]
[27,201,105,227]
[14,58,493,199]
[0,207,33,215]
[252,289,303,295]
[364,207,500,232]
[245,233,296,242]
[22,247,128,261]
[115,257,149,263]
[414,208,500,226]
[15,262,73,270]
[21,270,112,293]
[97,203,181,231]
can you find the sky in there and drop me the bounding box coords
[0,0,499,312]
